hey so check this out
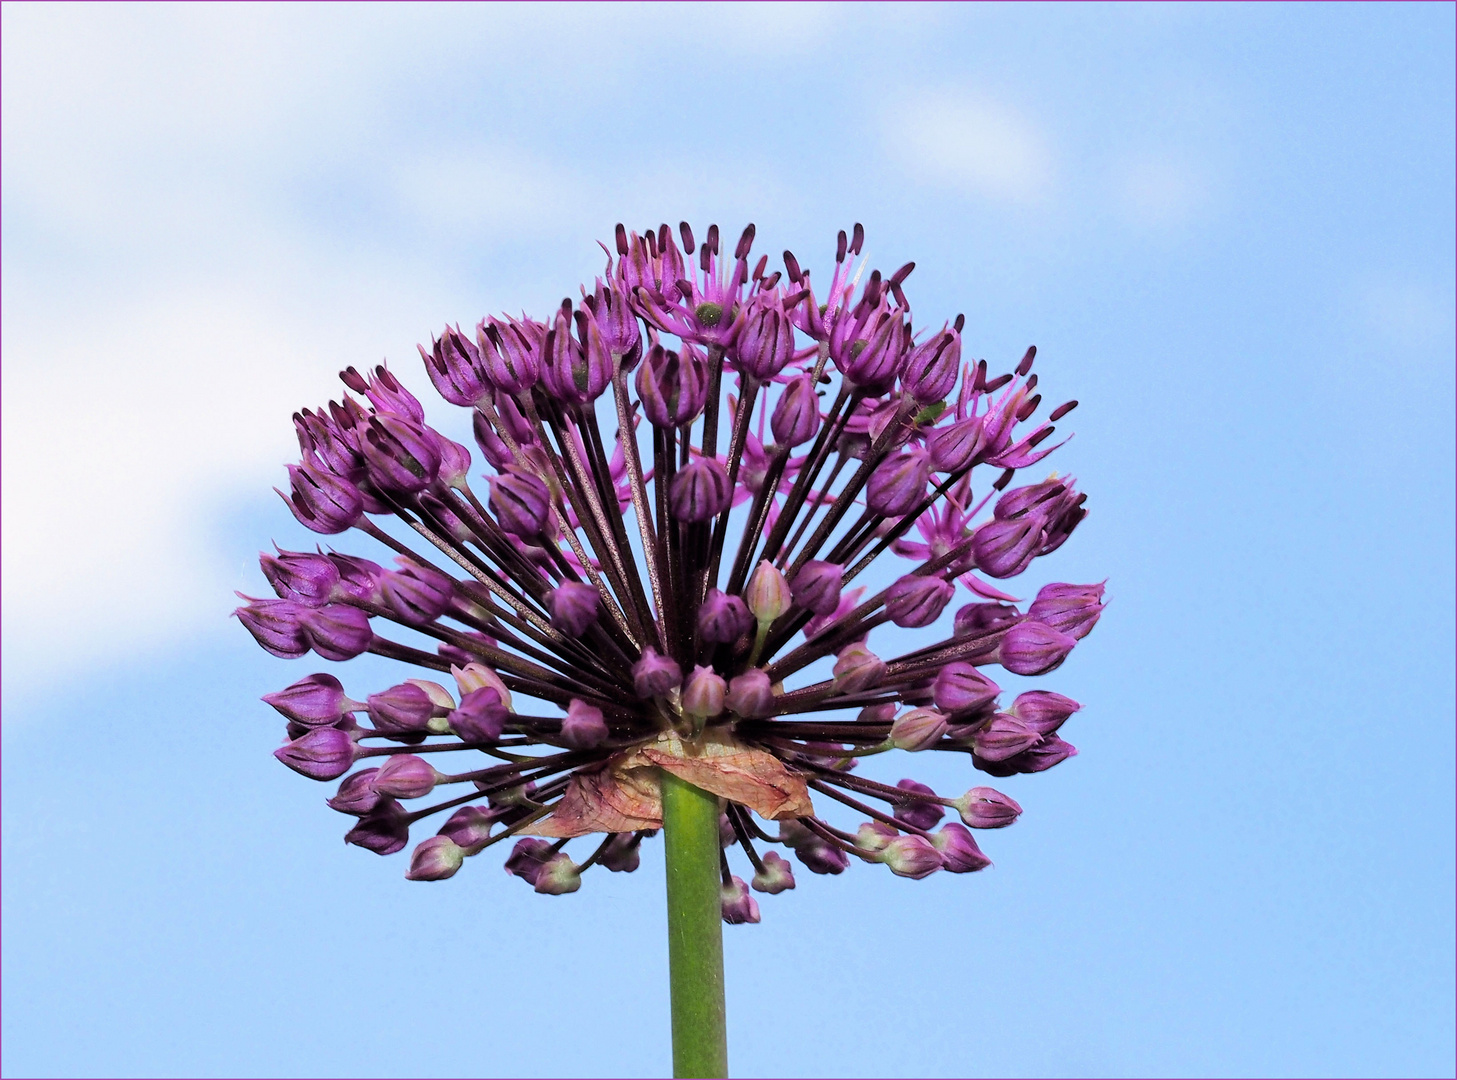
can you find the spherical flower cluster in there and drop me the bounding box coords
[236,222,1105,921]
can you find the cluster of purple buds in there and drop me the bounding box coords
[238,222,1104,922]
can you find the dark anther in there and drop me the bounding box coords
[993,468,1016,491]
[851,223,865,255]
[615,224,629,256]
[706,224,720,255]
[953,314,966,333]
[784,250,803,283]
[1028,426,1055,448]
[836,230,848,263]
[680,221,696,254]
[983,373,1013,393]
[1016,394,1042,422]
[1049,400,1078,421]
[1016,346,1037,376]
[889,261,915,286]
[735,223,756,260]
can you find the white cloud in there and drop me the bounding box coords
[1109,151,1209,229]
[892,90,1054,203]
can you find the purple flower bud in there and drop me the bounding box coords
[282,457,364,534]
[420,326,490,406]
[720,875,762,924]
[843,311,909,391]
[534,853,583,895]
[478,316,543,394]
[549,581,599,636]
[791,560,843,616]
[770,375,821,448]
[866,449,930,517]
[998,620,1077,676]
[954,786,1023,828]
[954,602,1021,639]
[698,589,753,643]
[751,851,796,894]
[275,726,358,780]
[371,754,439,799]
[890,707,949,751]
[263,673,352,726]
[832,642,886,693]
[901,326,961,404]
[971,713,1042,761]
[681,665,728,720]
[975,735,1077,777]
[877,834,943,879]
[560,698,608,749]
[927,414,988,473]
[342,363,424,421]
[379,561,454,627]
[1028,581,1106,640]
[345,797,410,854]
[235,597,309,658]
[858,702,898,722]
[438,805,501,852]
[359,415,442,495]
[732,292,796,380]
[995,478,1069,520]
[261,550,340,606]
[327,769,382,814]
[726,669,775,718]
[405,835,465,881]
[299,604,374,661]
[368,682,436,734]
[971,515,1045,579]
[449,687,509,742]
[932,823,991,873]
[932,663,1000,714]
[489,467,553,538]
[541,306,612,404]
[585,282,643,368]
[504,837,554,885]
[893,779,947,831]
[885,574,955,628]
[1010,691,1081,735]
[599,832,644,873]
[745,560,791,623]
[435,438,472,490]
[636,342,709,428]
[669,457,732,522]
[779,820,850,875]
[327,553,384,604]
[633,647,682,698]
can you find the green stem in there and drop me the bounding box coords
[661,771,728,1078]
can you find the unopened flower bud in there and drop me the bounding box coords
[832,642,886,693]
[954,602,1021,639]
[751,851,796,894]
[371,753,439,799]
[971,714,1042,761]
[669,457,732,522]
[1028,581,1106,640]
[235,597,309,658]
[954,786,1023,828]
[770,375,821,447]
[866,449,930,516]
[452,662,512,710]
[682,666,727,720]
[542,306,613,405]
[478,316,543,394]
[599,832,643,873]
[932,663,1000,714]
[449,687,508,742]
[360,415,442,495]
[1010,691,1081,735]
[901,326,961,404]
[327,769,382,814]
[263,673,352,726]
[489,467,552,537]
[720,875,762,924]
[998,620,1077,676]
[885,574,955,628]
[560,698,608,749]
[421,325,490,407]
[726,669,775,718]
[893,779,947,831]
[291,605,369,662]
[438,805,500,852]
[368,682,436,734]
[745,560,791,623]
[275,726,358,780]
[733,292,796,380]
[405,835,465,881]
[328,553,384,604]
[534,853,582,894]
[549,581,600,636]
[931,823,991,873]
[974,736,1077,777]
[878,834,943,879]
[381,560,455,625]
[890,707,949,751]
[261,550,339,607]
[972,515,1045,579]
[636,343,709,428]
[505,838,555,885]
[633,648,682,698]
[344,797,410,854]
[856,821,898,852]
[780,819,850,875]
[858,702,898,722]
[698,589,753,643]
[927,414,988,472]
[843,311,908,391]
[791,560,843,616]
[283,457,364,535]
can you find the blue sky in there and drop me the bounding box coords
[3,3,1453,1077]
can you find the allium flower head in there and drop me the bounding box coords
[238,222,1104,922]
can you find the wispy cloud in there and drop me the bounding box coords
[891,90,1054,203]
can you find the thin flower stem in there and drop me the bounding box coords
[661,771,728,1079]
